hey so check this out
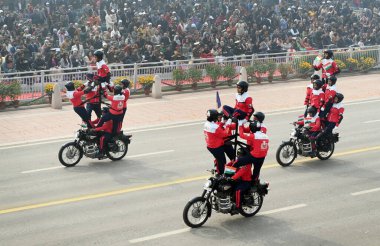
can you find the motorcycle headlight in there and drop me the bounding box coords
[290,129,297,137]
[75,131,80,138]
[203,180,212,189]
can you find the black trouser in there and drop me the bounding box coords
[207,145,235,174]
[97,112,123,135]
[235,181,251,208]
[233,154,265,181]
[99,132,112,153]
[222,105,247,120]
[122,107,127,122]
[86,103,102,119]
[74,106,93,128]
[319,101,333,119]
[318,121,336,140]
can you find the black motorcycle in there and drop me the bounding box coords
[276,125,339,167]
[183,169,269,228]
[58,126,131,167]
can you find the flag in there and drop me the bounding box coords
[216,91,221,108]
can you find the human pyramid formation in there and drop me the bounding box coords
[203,49,344,213]
[64,50,131,158]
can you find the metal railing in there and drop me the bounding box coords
[1,45,379,101]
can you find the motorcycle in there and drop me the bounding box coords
[276,124,339,167]
[183,169,269,228]
[58,126,131,167]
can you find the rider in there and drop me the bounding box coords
[320,76,338,119]
[296,106,321,157]
[253,112,267,134]
[304,74,320,116]
[313,50,340,86]
[310,79,325,112]
[318,93,344,138]
[120,79,131,120]
[232,120,269,184]
[222,81,254,122]
[98,84,125,135]
[204,109,232,175]
[89,107,113,158]
[65,81,93,128]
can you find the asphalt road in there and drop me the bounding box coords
[0,99,380,246]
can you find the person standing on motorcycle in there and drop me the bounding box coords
[120,79,131,121]
[310,79,325,112]
[313,50,340,86]
[296,106,321,157]
[320,76,338,119]
[222,81,254,122]
[318,93,345,139]
[204,109,233,175]
[65,81,94,128]
[80,74,102,122]
[89,107,113,158]
[232,120,269,184]
[304,74,320,117]
[98,85,125,135]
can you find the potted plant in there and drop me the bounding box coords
[298,61,313,79]
[186,67,202,90]
[246,65,256,83]
[222,64,236,86]
[0,82,7,110]
[346,57,358,72]
[172,68,186,91]
[358,57,376,73]
[334,59,346,71]
[278,63,292,80]
[44,82,55,104]
[205,64,222,88]
[253,61,268,84]
[138,75,155,96]
[7,80,21,108]
[266,60,277,83]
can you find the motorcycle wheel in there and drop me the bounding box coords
[58,142,82,167]
[106,139,129,161]
[183,197,211,228]
[316,140,335,160]
[276,142,296,166]
[240,192,263,217]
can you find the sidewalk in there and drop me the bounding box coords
[1,74,379,146]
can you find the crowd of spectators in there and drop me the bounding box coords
[1,0,380,75]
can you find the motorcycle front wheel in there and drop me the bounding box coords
[183,197,211,228]
[106,139,129,161]
[276,142,296,166]
[58,142,82,167]
[240,192,263,217]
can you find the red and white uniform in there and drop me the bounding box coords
[123,88,130,109]
[96,60,110,78]
[66,89,85,107]
[239,126,269,158]
[314,58,339,79]
[204,121,229,148]
[310,88,325,109]
[324,84,337,105]
[105,93,125,115]
[95,120,113,133]
[235,92,254,120]
[304,83,313,106]
[297,115,321,132]
[327,103,344,126]
[232,164,252,181]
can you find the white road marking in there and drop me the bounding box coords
[2,97,380,149]
[260,203,307,215]
[129,228,191,244]
[363,119,380,124]
[351,187,380,196]
[129,203,307,244]
[21,150,174,174]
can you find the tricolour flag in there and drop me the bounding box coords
[224,166,236,175]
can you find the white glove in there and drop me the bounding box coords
[333,126,339,133]
[321,107,325,112]
[225,118,232,126]
[84,81,89,86]
[101,83,106,88]
[326,72,331,77]
[90,82,95,87]
[238,120,245,126]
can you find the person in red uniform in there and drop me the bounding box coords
[318,93,344,139]
[94,50,111,84]
[310,79,325,111]
[253,112,267,134]
[120,79,131,121]
[89,107,113,158]
[223,81,254,121]
[97,85,125,135]
[296,106,321,157]
[79,74,102,122]
[204,109,233,175]
[320,76,338,119]
[65,81,93,128]
[232,120,269,183]
[313,50,340,86]
[304,74,320,116]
